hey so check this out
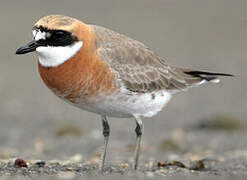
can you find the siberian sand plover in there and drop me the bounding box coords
[16,15,233,171]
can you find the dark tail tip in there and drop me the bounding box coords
[185,71,234,82]
[185,71,234,77]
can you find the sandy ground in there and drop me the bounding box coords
[0,0,247,179]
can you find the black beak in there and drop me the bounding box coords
[16,40,44,55]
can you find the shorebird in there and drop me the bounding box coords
[16,15,232,171]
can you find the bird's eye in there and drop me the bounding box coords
[53,31,65,39]
[45,29,76,46]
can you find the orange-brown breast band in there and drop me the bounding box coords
[38,21,119,102]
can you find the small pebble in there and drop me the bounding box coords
[157,161,186,168]
[14,158,28,168]
[189,160,206,171]
[35,161,46,167]
[66,167,73,171]
[120,163,129,168]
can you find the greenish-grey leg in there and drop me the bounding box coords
[133,116,143,170]
[99,115,110,172]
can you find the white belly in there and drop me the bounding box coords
[68,90,172,118]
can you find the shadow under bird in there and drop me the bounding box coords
[16,15,233,171]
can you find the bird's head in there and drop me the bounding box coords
[16,15,88,67]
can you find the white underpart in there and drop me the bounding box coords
[32,30,83,67]
[70,90,172,118]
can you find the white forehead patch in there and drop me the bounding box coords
[32,30,49,41]
[36,41,83,67]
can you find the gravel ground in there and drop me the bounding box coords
[0,0,247,179]
[1,151,247,179]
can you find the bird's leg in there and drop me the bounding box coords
[133,116,144,170]
[99,115,110,172]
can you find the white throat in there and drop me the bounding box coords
[32,29,83,67]
[36,41,83,67]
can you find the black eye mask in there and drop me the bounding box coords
[34,26,78,47]
[16,26,79,55]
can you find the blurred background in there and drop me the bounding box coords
[0,0,246,165]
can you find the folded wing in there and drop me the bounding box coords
[93,25,233,93]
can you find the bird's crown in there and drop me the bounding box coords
[34,15,78,32]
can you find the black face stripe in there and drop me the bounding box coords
[46,30,78,46]
[33,26,78,47]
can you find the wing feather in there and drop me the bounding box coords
[92,25,201,93]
